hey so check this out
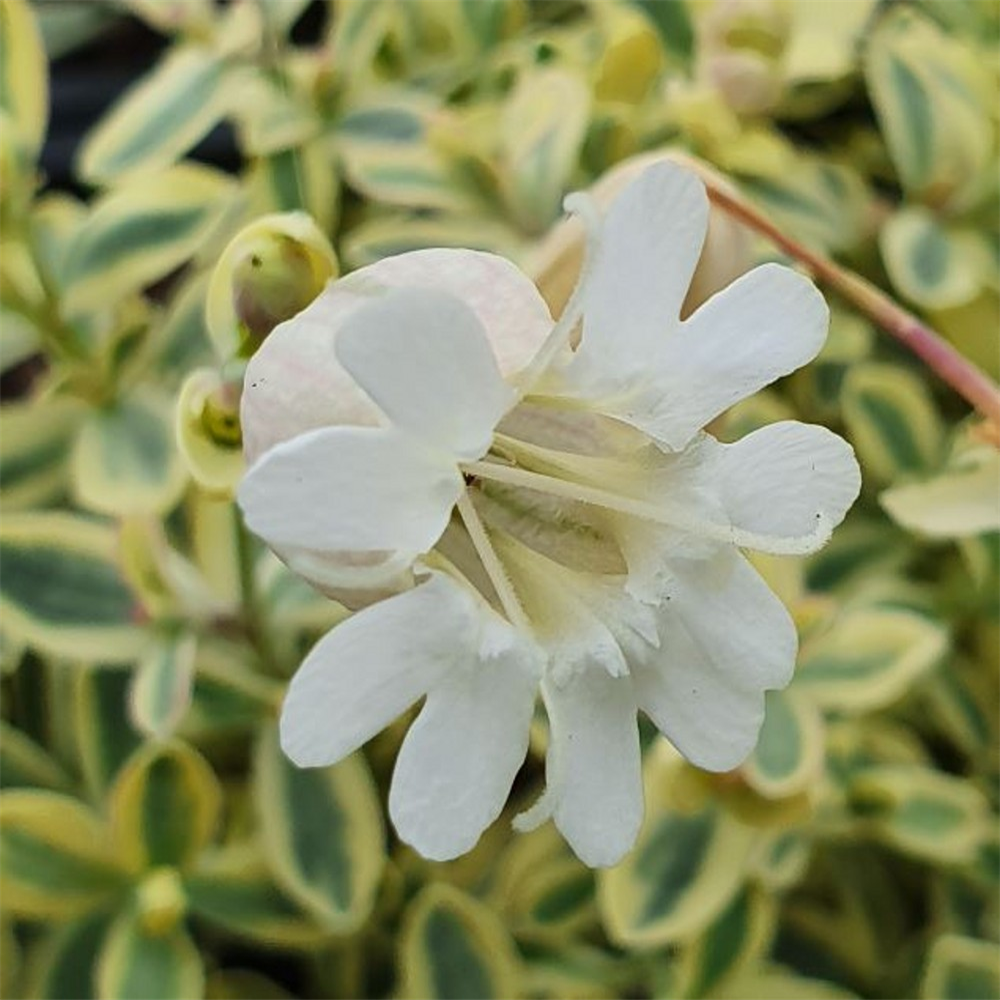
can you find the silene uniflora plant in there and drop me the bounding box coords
[1,2,997,999]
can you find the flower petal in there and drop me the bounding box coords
[336,288,516,460]
[279,573,479,766]
[238,426,460,554]
[632,549,797,772]
[544,669,643,867]
[389,631,539,861]
[576,162,708,380]
[630,263,828,450]
[242,248,552,463]
[711,421,861,546]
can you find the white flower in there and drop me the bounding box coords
[238,162,861,867]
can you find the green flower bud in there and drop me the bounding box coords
[137,867,187,936]
[177,368,245,496]
[231,234,321,355]
[206,212,337,362]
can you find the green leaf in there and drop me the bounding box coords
[506,857,595,941]
[880,447,1000,539]
[109,740,221,872]
[72,388,188,517]
[865,7,993,205]
[0,0,49,158]
[631,0,694,65]
[24,912,111,1000]
[741,160,869,254]
[204,969,295,1000]
[182,640,281,741]
[599,749,756,947]
[399,883,521,999]
[743,689,824,799]
[74,666,145,799]
[796,607,948,713]
[0,396,80,511]
[0,790,126,919]
[61,164,235,318]
[841,363,945,483]
[881,207,984,310]
[342,212,521,270]
[78,46,231,183]
[186,843,331,949]
[850,765,990,864]
[252,722,385,933]
[717,966,860,999]
[0,720,72,792]
[0,513,145,663]
[500,68,590,232]
[148,272,214,383]
[683,887,776,998]
[128,632,197,740]
[96,908,204,1000]
[921,934,1000,1000]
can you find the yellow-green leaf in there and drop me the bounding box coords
[342,212,522,270]
[598,799,755,946]
[841,363,945,483]
[78,46,231,183]
[0,513,145,662]
[741,159,868,253]
[921,934,1000,1000]
[880,447,1000,539]
[881,207,983,310]
[718,966,859,999]
[399,883,521,999]
[61,163,235,317]
[109,740,221,872]
[796,607,948,713]
[0,790,125,919]
[96,908,204,1000]
[505,856,596,941]
[743,689,824,799]
[865,7,993,204]
[72,388,188,517]
[850,765,990,864]
[248,140,341,233]
[0,0,48,158]
[205,969,294,1000]
[253,722,385,933]
[74,666,145,799]
[23,912,112,1000]
[128,632,198,740]
[682,887,776,999]
[186,843,331,949]
[0,395,80,511]
[501,69,590,232]
[0,721,72,792]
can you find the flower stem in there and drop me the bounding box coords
[699,174,1000,428]
[236,518,282,676]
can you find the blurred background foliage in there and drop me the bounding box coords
[0,0,998,997]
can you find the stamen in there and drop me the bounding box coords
[455,489,533,634]
[516,190,603,392]
[462,460,831,556]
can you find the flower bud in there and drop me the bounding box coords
[526,149,754,322]
[698,0,790,116]
[136,867,187,936]
[230,234,320,352]
[206,212,337,362]
[176,368,245,496]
